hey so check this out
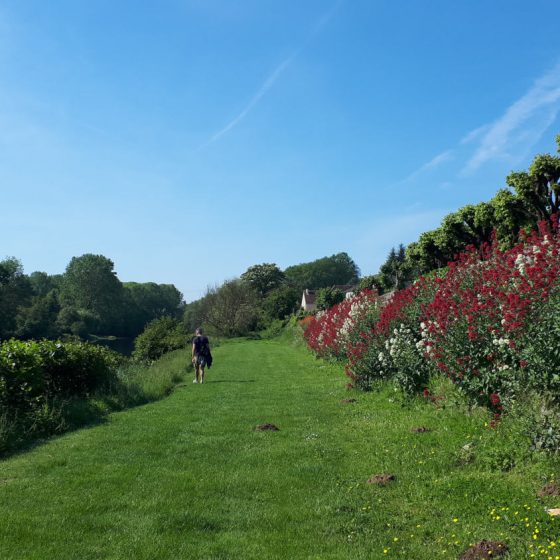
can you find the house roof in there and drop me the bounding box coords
[302,289,316,304]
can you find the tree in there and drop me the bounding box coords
[315,287,345,311]
[262,286,300,321]
[189,280,259,337]
[0,257,33,339]
[379,244,412,291]
[28,271,59,297]
[507,136,560,224]
[241,263,285,297]
[284,252,360,291]
[61,254,124,334]
[16,290,61,339]
[122,282,184,336]
[357,274,383,294]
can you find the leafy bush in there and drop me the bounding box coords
[133,316,188,362]
[0,339,123,452]
[315,287,344,311]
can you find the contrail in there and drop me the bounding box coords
[197,54,296,150]
[196,1,343,151]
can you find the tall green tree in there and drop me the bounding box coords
[261,286,300,321]
[379,244,412,291]
[284,252,359,291]
[61,254,124,334]
[0,257,33,339]
[186,280,259,337]
[507,136,560,224]
[241,263,285,297]
[16,290,61,339]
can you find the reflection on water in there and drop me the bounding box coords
[92,337,134,356]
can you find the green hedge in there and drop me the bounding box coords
[0,339,121,412]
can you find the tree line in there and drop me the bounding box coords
[0,254,183,341]
[183,253,360,336]
[0,250,360,342]
[364,134,560,294]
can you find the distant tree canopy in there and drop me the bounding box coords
[184,280,259,337]
[240,263,285,296]
[61,254,124,333]
[0,257,33,339]
[379,244,412,291]
[0,254,184,342]
[315,287,345,311]
[394,134,560,279]
[284,252,359,292]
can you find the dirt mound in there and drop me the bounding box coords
[538,482,560,497]
[341,398,357,404]
[255,423,279,432]
[367,474,395,486]
[411,427,432,433]
[460,540,508,559]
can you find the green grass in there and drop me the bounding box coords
[1,339,559,559]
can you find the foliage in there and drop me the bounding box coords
[357,274,383,293]
[61,254,125,333]
[261,285,300,321]
[0,338,123,451]
[122,282,183,335]
[241,263,285,296]
[15,290,60,339]
[184,280,259,337]
[315,286,345,311]
[284,252,359,292]
[0,257,33,339]
[132,316,188,362]
[379,244,413,291]
[0,340,188,454]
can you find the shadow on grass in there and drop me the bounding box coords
[1,382,179,461]
[205,380,256,384]
[0,400,111,461]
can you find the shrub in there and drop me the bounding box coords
[0,339,122,452]
[133,316,188,362]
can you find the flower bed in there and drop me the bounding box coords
[305,219,560,410]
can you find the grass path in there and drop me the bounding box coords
[1,339,559,559]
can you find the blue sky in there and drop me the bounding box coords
[3,0,560,301]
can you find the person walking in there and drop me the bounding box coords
[192,327,212,384]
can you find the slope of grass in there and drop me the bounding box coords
[1,339,559,559]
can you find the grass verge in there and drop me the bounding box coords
[0,349,190,457]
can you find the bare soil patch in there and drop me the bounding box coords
[255,423,279,432]
[460,540,508,559]
[538,482,560,497]
[341,398,357,404]
[411,427,432,433]
[367,474,395,486]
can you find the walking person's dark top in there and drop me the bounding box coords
[191,328,212,384]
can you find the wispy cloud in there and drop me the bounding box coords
[462,61,560,175]
[396,61,560,188]
[196,2,343,151]
[399,149,454,185]
[196,54,296,151]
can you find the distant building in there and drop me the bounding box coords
[301,285,356,312]
[301,289,317,312]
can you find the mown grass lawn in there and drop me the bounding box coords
[1,338,560,559]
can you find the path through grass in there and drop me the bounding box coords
[1,339,559,558]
